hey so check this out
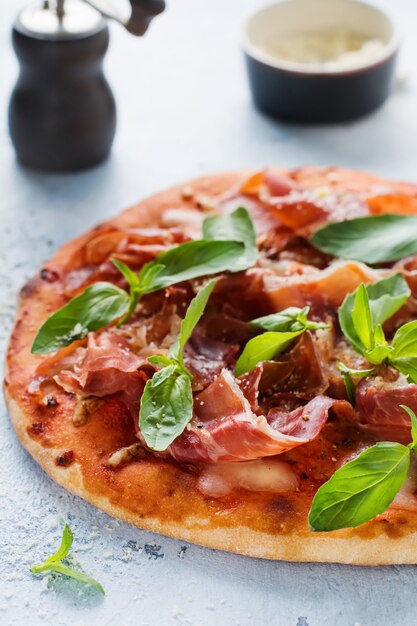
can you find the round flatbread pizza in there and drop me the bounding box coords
[6,166,417,565]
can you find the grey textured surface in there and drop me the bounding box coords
[1,0,417,624]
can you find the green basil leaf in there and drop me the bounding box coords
[40,522,73,565]
[30,522,104,594]
[139,208,257,292]
[31,282,130,354]
[352,284,373,351]
[250,306,328,333]
[400,405,417,452]
[137,262,166,291]
[308,442,410,532]
[366,274,410,325]
[112,258,140,292]
[111,258,144,324]
[202,207,257,270]
[234,330,302,377]
[169,280,216,368]
[339,274,410,355]
[139,370,193,451]
[365,345,392,365]
[310,214,417,263]
[147,355,174,368]
[141,239,245,292]
[44,562,105,595]
[391,320,417,383]
[337,362,375,405]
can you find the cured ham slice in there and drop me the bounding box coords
[264,261,381,312]
[237,333,330,417]
[356,373,417,444]
[167,369,350,462]
[54,332,150,398]
[183,329,239,390]
[63,227,186,295]
[236,170,369,237]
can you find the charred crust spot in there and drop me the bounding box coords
[40,268,60,283]
[55,450,75,467]
[383,517,409,539]
[267,496,294,518]
[28,422,46,436]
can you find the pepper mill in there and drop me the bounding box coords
[8,0,165,172]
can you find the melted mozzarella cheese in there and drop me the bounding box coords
[197,459,299,498]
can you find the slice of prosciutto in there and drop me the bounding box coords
[263,260,381,312]
[55,332,151,398]
[356,373,417,444]
[167,369,351,462]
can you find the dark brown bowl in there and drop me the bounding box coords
[242,0,399,123]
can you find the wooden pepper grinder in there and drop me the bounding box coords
[9,0,165,172]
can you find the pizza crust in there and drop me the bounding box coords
[6,168,417,565]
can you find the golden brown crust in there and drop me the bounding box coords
[6,168,417,565]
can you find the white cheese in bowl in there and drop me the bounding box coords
[260,29,386,71]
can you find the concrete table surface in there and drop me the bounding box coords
[1,1,417,624]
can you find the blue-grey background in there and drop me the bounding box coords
[1,1,416,624]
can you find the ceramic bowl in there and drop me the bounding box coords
[242,0,399,123]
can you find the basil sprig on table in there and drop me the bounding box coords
[31,522,104,594]
[310,214,417,264]
[338,274,417,384]
[309,405,417,532]
[139,280,215,451]
[31,208,257,354]
[234,306,328,376]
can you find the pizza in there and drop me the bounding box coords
[6,166,417,565]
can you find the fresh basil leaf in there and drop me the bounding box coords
[169,280,216,368]
[30,522,104,594]
[391,320,417,383]
[31,282,130,354]
[149,364,178,386]
[137,262,166,292]
[139,370,193,451]
[111,258,144,324]
[250,306,328,333]
[366,324,392,365]
[41,562,105,595]
[337,362,375,405]
[112,258,140,291]
[43,522,73,564]
[365,273,410,325]
[139,208,257,292]
[339,274,409,355]
[308,442,410,532]
[234,330,302,377]
[140,239,245,292]
[147,355,174,368]
[202,207,257,270]
[352,284,373,351]
[400,405,417,452]
[310,214,417,263]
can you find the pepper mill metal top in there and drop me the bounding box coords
[16,0,165,39]
[16,0,106,40]
[9,0,165,172]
